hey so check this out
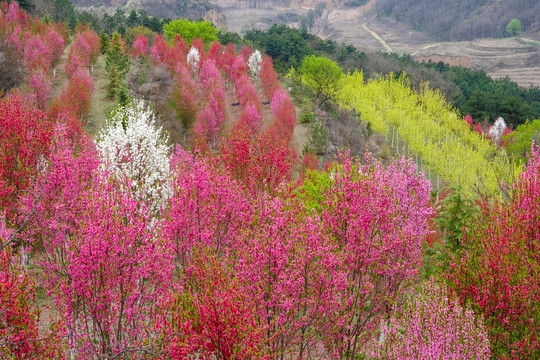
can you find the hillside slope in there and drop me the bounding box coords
[72,0,226,26]
[375,0,540,41]
[211,0,540,88]
[411,37,540,88]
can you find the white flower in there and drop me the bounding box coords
[96,99,172,214]
[248,50,262,79]
[187,47,200,71]
[488,116,507,144]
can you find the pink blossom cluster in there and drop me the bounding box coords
[132,34,149,58]
[266,88,296,143]
[368,281,490,359]
[65,25,100,79]
[162,150,437,358]
[0,2,66,109]
[150,35,298,156]
[191,59,226,148]
[207,41,224,69]
[24,126,174,358]
[150,34,188,71]
[1,17,498,358]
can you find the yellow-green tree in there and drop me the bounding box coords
[337,71,520,196]
[300,55,343,105]
[506,18,522,37]
[163,19,217,46]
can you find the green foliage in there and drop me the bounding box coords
[50,0,77,29]
[506,18,522,37]
[305,119,328,156]
[126,9,139,28]
[435,183,479,252]
[77,11,101,32]
[300,55,343,105]
[295,169,333,214]
[422,184,479,279]
[344,0,368,7]
[41,11,51,24]
[99,31,110,54]
[463,88,489,121]
[420,240,449,279]
[217,31,241,45]
[501,95,530,126]
[136,57,151,87]
[505,119,540,163]
[105,33,129,100]
[455,70,537,126]
[163,19,217,46]
[106,65,121,100]
[300,111,315,124]
[116,82,131,107]
[244,25,314,71]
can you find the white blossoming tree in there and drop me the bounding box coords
[97,99,172,214]
[187,46,200,73]
[248,49,262,79]
[488,116,507,145]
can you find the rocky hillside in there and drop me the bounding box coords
[212,0,539,41]
[72,0,226,26]
[211,0,376,11]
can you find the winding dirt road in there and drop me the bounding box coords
[411,43,441,56]
[362,22,392,53]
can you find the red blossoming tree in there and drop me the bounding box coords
[447,143,540,359]
[0,93,52,224]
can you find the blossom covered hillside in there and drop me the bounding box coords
[1,3,539,359]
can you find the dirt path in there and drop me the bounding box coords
[49,43,71,104]
[411,43,441,56]
[520,37,540,45]
[362,21,392,53]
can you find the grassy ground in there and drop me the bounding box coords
[49,44,70,101]
[86,54,118,136]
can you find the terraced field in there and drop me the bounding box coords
[410,38,540,88]
[210,0,540,87]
